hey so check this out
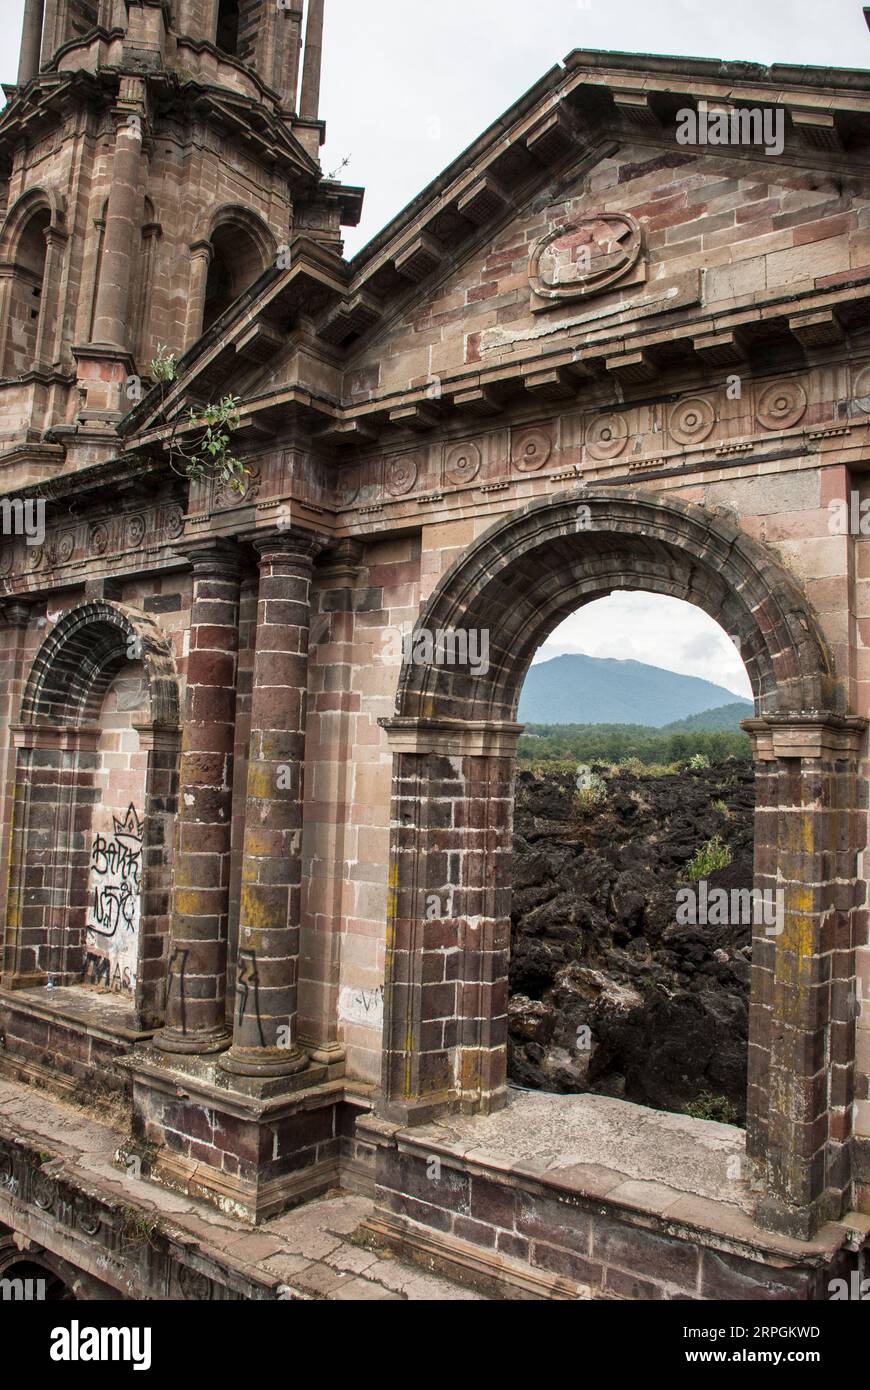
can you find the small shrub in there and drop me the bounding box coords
[687,753,710,770]
[573,773,607,818]
[685,1092,738,1125]
[712,799,729,816]
[686,835,732,881]
[150,344,178,383]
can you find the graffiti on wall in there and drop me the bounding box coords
[82,804,142,995]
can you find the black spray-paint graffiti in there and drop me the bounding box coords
[236,950,266,1047]
[165,946,189,1033]
[83,804,142,994]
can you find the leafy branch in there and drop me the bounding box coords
[149,346,250,496]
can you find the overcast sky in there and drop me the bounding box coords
[5,0,863,698]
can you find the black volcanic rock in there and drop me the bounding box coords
[509,761,754,1123]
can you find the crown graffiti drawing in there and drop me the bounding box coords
[112,804,143,847]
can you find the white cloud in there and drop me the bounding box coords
[5,2,868,257]
[533,592,753,700]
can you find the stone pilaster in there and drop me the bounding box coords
[298,539,364,1070]
[33,225,67,369]
[744,713,867,1239]
[219,531,322,1084]
[154,544,242,1056]
[184,241,213,351]
[379,718,521,1124]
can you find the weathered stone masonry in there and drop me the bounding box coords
[1,6,870,1296]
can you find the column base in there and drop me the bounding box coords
[152,1024,231,1057]
[218,1044,310,1079]
[123,1046,342,1222]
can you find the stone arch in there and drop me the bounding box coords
[0,187,66,377]
[0,187,65,258]
[396,488,841,724]
[200,205,275,332]
[4,603,180,1027]
[21,601,179,727]
[381,487,866,1238]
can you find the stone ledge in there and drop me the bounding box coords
[0,1077,480,1301]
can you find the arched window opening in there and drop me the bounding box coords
[511,592,754,1126]
[81,662,148,1000]
[202,220,267,331]
[2,206,50,377]
[215,0,241,56]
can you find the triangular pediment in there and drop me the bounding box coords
[123,49,870,453]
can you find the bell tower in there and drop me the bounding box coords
[0,0,360,479]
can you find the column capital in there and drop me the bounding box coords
[318,538,365,581]
[184,540,243,579]
[742,713,867,761]
[380,717,524,758]
[252,529,326,565]
[0,602,32,630]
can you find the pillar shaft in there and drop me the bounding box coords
[91,107,144,350]
[299,0,324,121]
[220,532,320,1079]
[18,0,45,85]
[155,546,241,1055]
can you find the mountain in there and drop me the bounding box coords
[518,654,752,727]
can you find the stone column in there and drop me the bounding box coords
[91,97,145,350]
[17,0,45,85]
[183,241,212,350]
[154,545,242,1055]
[299,0,324,121]
[219,531,321,1081]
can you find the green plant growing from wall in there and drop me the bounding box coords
[149,347,249,496]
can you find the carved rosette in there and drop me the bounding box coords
[57,532,76,563]
[756,380,807,431]
[852,364,870,413]
[511,426,552,473]
[32,1169,56,1211]
[215,467,261,510]
[586,414,628,460]
[336,465,360,507]
[669,396,715,447]
[444,441,481,486]
[178,1265,211,1300]
[386,454,418,496]
[162,504,185,539]
[89,522,109,556]
[126,515,146,548]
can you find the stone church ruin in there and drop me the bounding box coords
[0,0,869,1301]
